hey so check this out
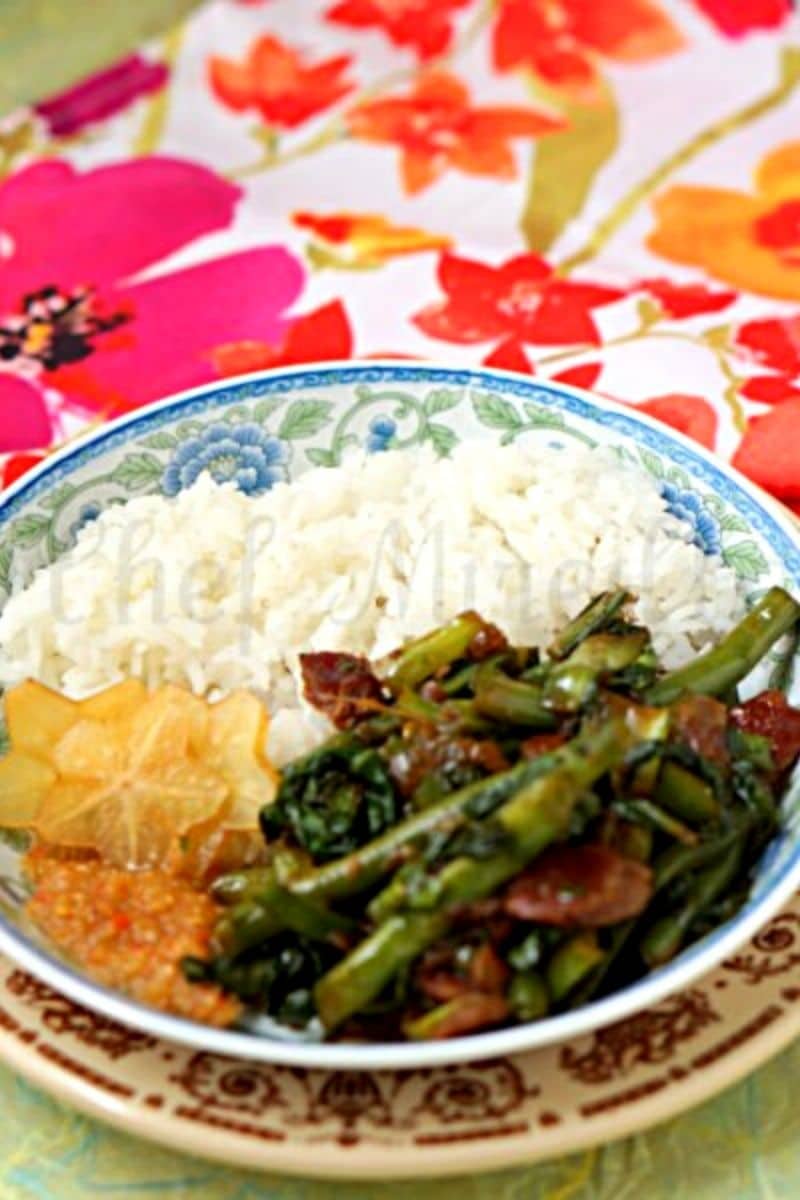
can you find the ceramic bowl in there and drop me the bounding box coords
[1,361,798,1070]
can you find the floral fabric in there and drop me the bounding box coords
[1,0,800,507]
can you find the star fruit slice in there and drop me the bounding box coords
[206,691,278,831]
[37,686,229,869]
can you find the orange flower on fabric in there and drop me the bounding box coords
[492,0,683,102]
[212,300,353,376]
[648,142,800,300]
[293,211,451,267]
[346,71,564,194]
[326,0,471,61]
[208,35,354,128]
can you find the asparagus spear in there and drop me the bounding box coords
[541,630,650,713]
[314,720,631,1031]
[474,629,648,723]
[640,838,744,966]
[564,629,649,672]
[508,970,549,1021]
[652,820,751,891]
[212,866,274,906]
[612,797,699,845]
[316,909,450,1033]
[542,664,598,713]
[213,873,357,958]
[546,933,606,1003]
[212,899,282,958]
[646,587,800,706]
[473,665,558,727]
[386,611,486,691]
[655,761,719,824]
[548,590,632,659]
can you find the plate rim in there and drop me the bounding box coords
[1,359,800,1072]
[0,946,797,1180]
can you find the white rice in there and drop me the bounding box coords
[0,441,743,763]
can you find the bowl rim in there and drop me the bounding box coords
[1,357,799,1071]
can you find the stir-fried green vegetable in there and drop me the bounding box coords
[315,720,629,1030]
[261,735,399,860]
[645,587,798,705]
[183,588,800,1042]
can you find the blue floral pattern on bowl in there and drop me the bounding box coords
[68,500,103,541]
[661,481,721,555]
[366,415,397,453]
[162,423,287,497]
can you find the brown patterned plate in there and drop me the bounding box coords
[0,897,798,1179]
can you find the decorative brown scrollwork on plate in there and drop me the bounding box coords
[396,1058,534,1126]
[170,1051,303,1117]
[723,913,800,985]
[6,970,157,1060]
[171,1056,399,1145]
[169,1052,538,1144]
[559,989,720,1085]
[305,1070,394,1137]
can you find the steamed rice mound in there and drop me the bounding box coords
[0,441,743,763]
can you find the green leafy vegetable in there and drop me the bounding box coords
[261,735,398,860]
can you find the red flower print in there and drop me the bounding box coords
[0,157,303,439]
[740,376,800,403]
[208,35,354,128]
[483,337,535,374]
[415,252,623,348]
[633,394,718,450]
[347,71,564,194]
[552,361,603,389]
[326,0,471,61]
[34,55,168,137]
[212,301,353,375]
[2,451,46,489]
[640,278,737,318]
[481,341,603,387]
[735,316,800,375]
[492,0,683,102]
[732,400,800,501]
[691,0,792,38]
